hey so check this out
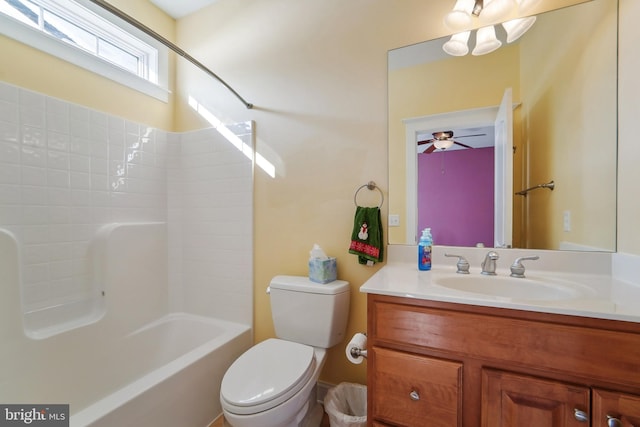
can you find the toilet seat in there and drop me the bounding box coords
[221,338,316,415]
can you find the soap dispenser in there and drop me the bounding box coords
[418,228,433,271]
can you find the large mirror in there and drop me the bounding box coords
[388,0,617,252]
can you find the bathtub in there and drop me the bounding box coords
[0,225,252,427]
[70,313,251,427]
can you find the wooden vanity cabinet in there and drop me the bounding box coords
[592,389,640,426]
[482,369,590,426]
[370,346,462,426]
[366,294,640,427]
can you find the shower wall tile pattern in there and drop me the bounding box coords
[167,124,253,323]
[0,81,253,328]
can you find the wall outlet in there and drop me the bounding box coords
[563,211,571,232]
[389,214,400,227]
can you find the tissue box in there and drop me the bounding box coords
[308,257,337,284]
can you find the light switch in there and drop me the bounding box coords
[389,214,400,227]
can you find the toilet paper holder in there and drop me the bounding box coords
[346,332,368,364]
[349,346,368,359]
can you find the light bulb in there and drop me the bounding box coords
[443,31,471,56]
[472,25,502,55]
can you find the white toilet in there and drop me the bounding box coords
[220,275,350,427]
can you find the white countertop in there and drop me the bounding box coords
[360,261,640,323]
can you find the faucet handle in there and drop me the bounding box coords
[510,256,540,278]
[444,253,470,274]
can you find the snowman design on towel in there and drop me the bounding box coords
[358,222,369,240]
[349,206,382,265]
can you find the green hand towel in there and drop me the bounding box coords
[349,206,383,265]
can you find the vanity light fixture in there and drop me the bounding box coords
[516,0,542,14]
[442,0,537,56]
[480,0,515,23]
[442,31,471,56]
[444,0,475,31]
[501,15,536,43]
[472,25,502,55]
[471,0,484,17]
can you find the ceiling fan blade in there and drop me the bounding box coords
[455,133,487,139]
[453,140,474,149]
[418,138,435,146]
[423,144,437,154]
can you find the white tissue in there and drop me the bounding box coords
[345,333,367,364]
[309,243,329,260]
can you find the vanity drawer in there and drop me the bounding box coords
[370,299,640,387]
[371,346,462,427]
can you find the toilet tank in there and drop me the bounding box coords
[269,275,350,348]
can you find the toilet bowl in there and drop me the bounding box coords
[220,276,350,427]
[221,339,327,427]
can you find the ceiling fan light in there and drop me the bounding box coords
[472,25,502,56]
[434,139,454,150]
[479,0,515,23]
[502,16,536,43]
[443,0,475,31]
[443,31,471,56]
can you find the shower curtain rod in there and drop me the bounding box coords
[87,0,254,109]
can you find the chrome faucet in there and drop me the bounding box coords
[444,253,470,274]
[510,256,540,278]
[481,251,499,275]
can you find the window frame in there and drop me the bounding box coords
[0,0,169,102]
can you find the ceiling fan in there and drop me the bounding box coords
[418,130,486,154]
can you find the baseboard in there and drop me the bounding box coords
[317,381,334,404]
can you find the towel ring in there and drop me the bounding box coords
[354,181,384,208]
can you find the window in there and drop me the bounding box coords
[0,0,169,101]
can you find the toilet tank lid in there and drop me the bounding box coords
[270,275,350,295]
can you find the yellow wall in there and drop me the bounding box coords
[618,0,640,254]
[520,0,617,251]
[0,0,176,130]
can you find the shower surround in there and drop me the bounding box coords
[0,81,253,424]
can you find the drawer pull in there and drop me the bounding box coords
[409,390,420,401]
[607,415,622,427]
[574,409,589,423]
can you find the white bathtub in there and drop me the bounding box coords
[0,225,252,427]
[70,313,251,427]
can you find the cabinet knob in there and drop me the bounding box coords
[409,390,420,401]
[607,415,622,427]
[574,409,589,423]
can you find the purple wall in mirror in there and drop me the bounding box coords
[418,147,494,247]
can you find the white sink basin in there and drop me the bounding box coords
[435,275,591,301]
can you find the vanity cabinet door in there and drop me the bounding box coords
[481,369,590,427]
[593,389,640,427]
[370,346,462,427]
